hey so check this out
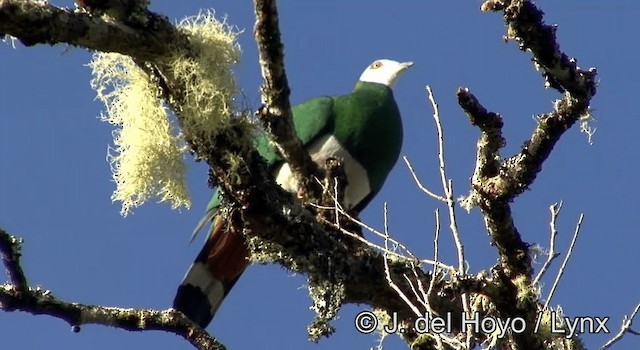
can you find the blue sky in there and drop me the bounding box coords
[1,1,638,349]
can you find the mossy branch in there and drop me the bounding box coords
[0,228,225,350]
[448,1,598,348]
[253,0,321,200]
[0,0,186,61]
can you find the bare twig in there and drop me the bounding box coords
[402,273,427,312]
[383,208,422,317]
[253,0,319,199]
[408,263,429,312]
[317,157,348,229]
[426,86,471,348]
[544,214,584,309]
[424,209,445,349]
[426,86,465,276]
[402,156,446,202]
[533,201,563,285]
[310,179,416,258]
[601,302,640,349]
[312,177,457,274]
[426,209,441,313]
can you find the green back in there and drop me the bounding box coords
[253,96,335,167]
[207,82,403,212]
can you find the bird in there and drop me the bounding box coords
[173,59,413,328]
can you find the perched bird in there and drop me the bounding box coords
[173,59,413,328]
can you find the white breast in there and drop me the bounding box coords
[274,135,371,209]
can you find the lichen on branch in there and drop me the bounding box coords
[88,11,241,215]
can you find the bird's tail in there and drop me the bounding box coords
[173,215,250,328]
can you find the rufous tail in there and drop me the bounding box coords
[173,216,249,328]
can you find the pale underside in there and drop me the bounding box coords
[274,134,371,209]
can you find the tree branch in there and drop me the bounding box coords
[479,0,597,202]
[532,201,563,285]
[457,87,505,183]
[253,0,320,199]
[448,1,598,348]
[0,228,27,291]
[482,0,597,99]
[601,302,640,349]
[0,0,186,62]
[0,228,225,350]
[544,213,584,310]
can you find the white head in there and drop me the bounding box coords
[358,59,414,87]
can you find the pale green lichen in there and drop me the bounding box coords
[172,11,241,149]
[307,277,344,341]
[513,274,538,307]
[578,111,596,145]
[89,10,241,216]
[90,53,190,216]
[458,192,478,212]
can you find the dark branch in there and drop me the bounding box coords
[456,87,531,282]
[0,0,186,62]
[457,87,504,181]
[253,0,320,200]
[0,228,27,291]
[479,0,597,202]
[482,0,597,99]
[447,1,598,348]
[0,229,224,350]
[75,0,137,22]
[500,96,588,200]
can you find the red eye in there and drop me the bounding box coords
[371,61,383,69]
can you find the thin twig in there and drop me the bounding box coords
[403,273,427,311]
[426,86,465,274]
[409,264,429,313]
[333,180,340,227]
[544,214,585,310]
[533,201,563,285]
[425,209,441,313]
[383,213,422,317]
[310,178,417,259]
[424,209,445,349]
[312,184,454,272]
[426,86,471,348]
[402,156,446,202]
[311,181,457,272]
[600,302,640,349]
